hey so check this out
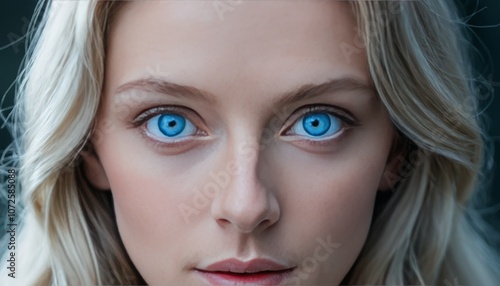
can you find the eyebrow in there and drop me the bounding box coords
[273,77,373,107]
[115,77,373,106]
[116,78,215,103]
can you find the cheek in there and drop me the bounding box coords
[95,130,206,281]
[271,127,392,283]
[278,148,386,241]
[283,155,384,245]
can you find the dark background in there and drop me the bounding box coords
[1,1,499,235]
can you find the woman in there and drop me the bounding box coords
[1,0,499,285]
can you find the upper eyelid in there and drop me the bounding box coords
[279,105,359,134]
[297,105,357,121]
[131,106,201,127]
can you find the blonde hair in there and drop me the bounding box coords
[1,1,137,285]
[1,0,498,285]
[347,1,499,284]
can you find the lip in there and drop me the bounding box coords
[195,258,295,286]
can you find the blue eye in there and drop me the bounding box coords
[146,113,197,139]
[290,112,343,139]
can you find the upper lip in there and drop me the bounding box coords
[198,258,294,273]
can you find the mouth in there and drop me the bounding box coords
[195,258,295,285]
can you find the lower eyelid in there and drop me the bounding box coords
[142,126,204,142]
[139,127,212,151]
[288,131,351,153]
[281,127,346,141]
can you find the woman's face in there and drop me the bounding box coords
[88,1,396,285]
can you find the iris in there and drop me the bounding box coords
[158,114,186,137]
[303,113,332,136]
[291,112,342,139]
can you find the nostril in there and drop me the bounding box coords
[216,218,231,228]
[256,219,273,231]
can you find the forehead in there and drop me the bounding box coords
[106,0,368,98]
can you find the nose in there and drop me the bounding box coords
[210,141,280,234]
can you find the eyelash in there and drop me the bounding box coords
[280,104,359,145]
[131,104,359,149]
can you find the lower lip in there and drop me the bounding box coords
[196,269,293,286]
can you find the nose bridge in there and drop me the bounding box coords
[210,133,280,233]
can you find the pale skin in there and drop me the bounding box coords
[83,1,399,285]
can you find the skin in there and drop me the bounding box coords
[84,1,398,285]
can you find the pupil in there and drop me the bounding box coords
[311,119,319,127]
[168,121,176,128]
